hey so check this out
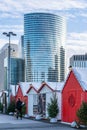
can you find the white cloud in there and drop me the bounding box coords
[0,38,18,49]
[15,0,87,11]
[66,32,87,68]
[0,25,23,35]
[66,32,87,65]
[0,24,23,48]
[67,32,87,46]
[0,0,87,55]
[66,44,87,67]
[0,0,87,15]
[0,12,21,18]
[80,12,87,17]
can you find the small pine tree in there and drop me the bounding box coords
[7,100,16,114]
[47,93,59,118]
[77,101,87,125]
[22,103,26,115]
[0,102,3,112]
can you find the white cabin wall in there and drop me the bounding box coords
[57,92,62,120]
[28,94,33,116]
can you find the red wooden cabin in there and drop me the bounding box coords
[15,83,29,114]
[62,68,87,123]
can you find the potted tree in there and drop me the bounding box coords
[47,93,59,123]
[76,101,87,126]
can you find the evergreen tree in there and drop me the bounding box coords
[77,101,87,125]
[0,102,3,112]
[7,100,16,114]
[47,93,59,118]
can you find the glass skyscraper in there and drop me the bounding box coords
[4,58,25,89]
[11,58,25,85]
[24,13,66,82]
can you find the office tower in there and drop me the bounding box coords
[70,54,87,68]
[24,13,66,82]
[11,58,25,85]
[19,35,24,59]
[4,58,25,89]
[0,44,18,90]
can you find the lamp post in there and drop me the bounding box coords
[3,32,16,104]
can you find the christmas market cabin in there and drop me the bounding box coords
[62,68,87,123]
[15,82,29,114]
[38,82,64,120]
[27,83,41,117]
[10,85,18,101]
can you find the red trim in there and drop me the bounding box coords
[62,70,72,93]
[38,82,54,93]
[27,85,38,93]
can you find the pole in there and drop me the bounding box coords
[3,32,16,104]
[8,34,10,103]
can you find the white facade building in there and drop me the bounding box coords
[0,44,18,90]
[27,82,64,120]
[70,54,87,68]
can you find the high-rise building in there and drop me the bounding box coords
[0,43,18,90]
[70,54,87,68]
[19,35,24,59]
[4,57,25,89]
[24,13,66,82]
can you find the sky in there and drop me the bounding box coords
[0,0,87,66]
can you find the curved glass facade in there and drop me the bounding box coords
[24,13,66,82]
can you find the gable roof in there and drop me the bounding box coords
[10,85,19,96]
[38,82,64,92]
[0,91,2,97]
[27,82,41,93]
[38,82,54,92]
[19,82,30,96]
[73,68,87,91]
[64,68,87,91]
[27,85,38,93]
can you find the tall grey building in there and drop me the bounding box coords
[0,43,18,90]
[19,35,24,59]
[70,54,87,68]
[24,13,66,82]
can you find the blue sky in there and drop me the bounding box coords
[0,0,87,62]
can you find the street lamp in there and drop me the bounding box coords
[3,32,16,103]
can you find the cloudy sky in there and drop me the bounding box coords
[0,0,87,63]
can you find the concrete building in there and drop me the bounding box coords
[0,44,18,90]
[70,54,87,68]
